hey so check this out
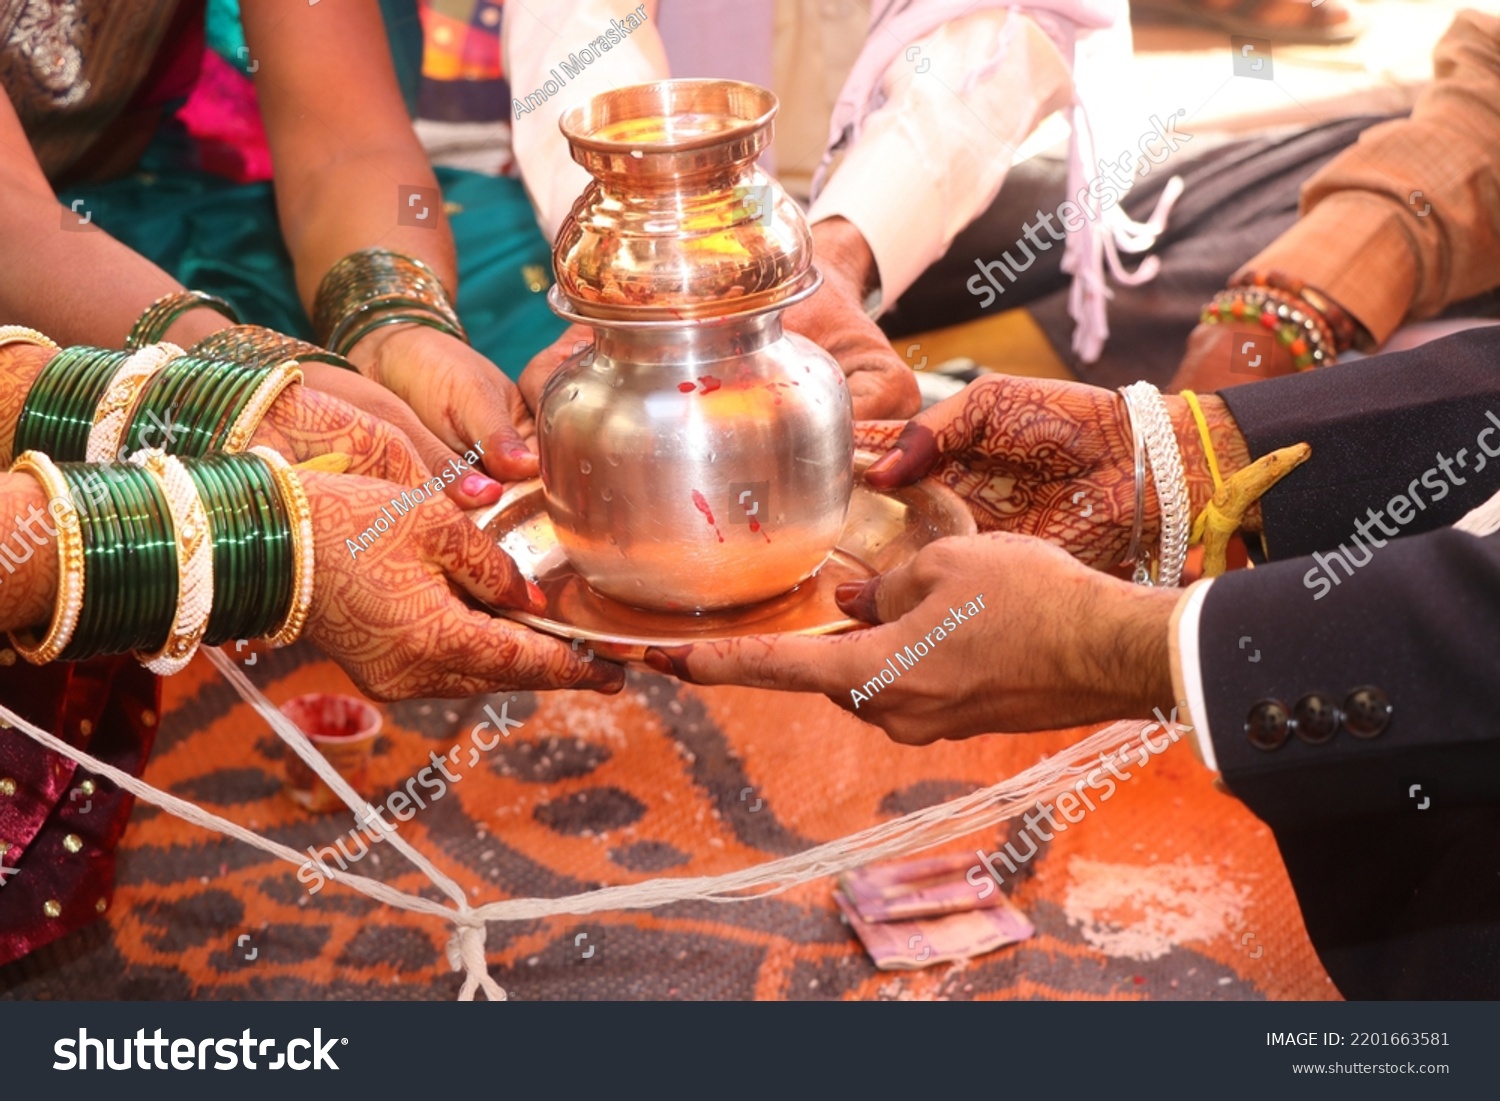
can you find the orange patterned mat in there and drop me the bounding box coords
[1,642,1338,1001]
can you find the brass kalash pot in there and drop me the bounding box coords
[538,80,854,612]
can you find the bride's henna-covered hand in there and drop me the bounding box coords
[858,375,1254,569]
[300,470,625,701]
[646,533,1179,744]
[296,363,505,509]
[250,383,434,491]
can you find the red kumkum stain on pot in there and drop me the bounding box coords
[697,374,721,393]
[690,489,725,543]
[678,381,696,393]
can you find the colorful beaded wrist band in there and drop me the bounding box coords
[1200,286,1335,372]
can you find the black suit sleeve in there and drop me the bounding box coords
[1218,326,1500,560]
[1196,525,1500,997]
[1200,525,1500,824]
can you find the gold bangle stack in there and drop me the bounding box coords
[8,451,84,664]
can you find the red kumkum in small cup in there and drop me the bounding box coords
[280,693,382,814]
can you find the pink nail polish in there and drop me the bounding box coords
[506,444,533,460]
[461,473,499,496]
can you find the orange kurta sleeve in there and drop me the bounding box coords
[1236,9,1500,347]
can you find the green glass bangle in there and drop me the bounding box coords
[56,463,176,661]
[330,308,468,359]
[207,456,257,640]
[115,464,178,654]
[158,358,244,455]
[242,454,294,637]
[98,468,139,658]
[126,290,241,350]
[226,454,279,639]
[122,357,195,455]
[313,248,464,351]
[184,358,266,454]
[127,356,252,457]
[186,457,238,643]
[14,347,130,460]
[208,368,277,449]
[176,363,250,455]
[185,454,295,645]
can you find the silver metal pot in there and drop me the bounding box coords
[538,273,854,611]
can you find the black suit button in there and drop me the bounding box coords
[1343,686,1392,738]
[1293,693,1340,744]
[1245,699,1291,750]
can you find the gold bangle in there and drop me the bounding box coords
[131,449,214,675]
[86,343,184,463]
[251,446,315,647]
[8,451,83,665]
[0,326,59,353]
[221,360,302,453]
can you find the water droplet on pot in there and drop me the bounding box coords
[601,487,613,501]
[606,453,621,467]
[580,459,593,474]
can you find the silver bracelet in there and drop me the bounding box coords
[1116,390,1149,584]
[1121,381,1191,587]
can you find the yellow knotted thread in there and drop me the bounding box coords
[1190,442,1312,577]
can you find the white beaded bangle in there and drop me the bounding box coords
[250,446,315,647]
[131,449,214,675]
[87,342,184,463]
[1121,381,1191,588]
[0,326,59,353]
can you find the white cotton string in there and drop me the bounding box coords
[202,648,506,1001]
[204,648,469,911]
[0,653,1171,1001]
[0,700,457,922]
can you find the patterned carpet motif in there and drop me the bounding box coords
[1,642,1337,1001]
